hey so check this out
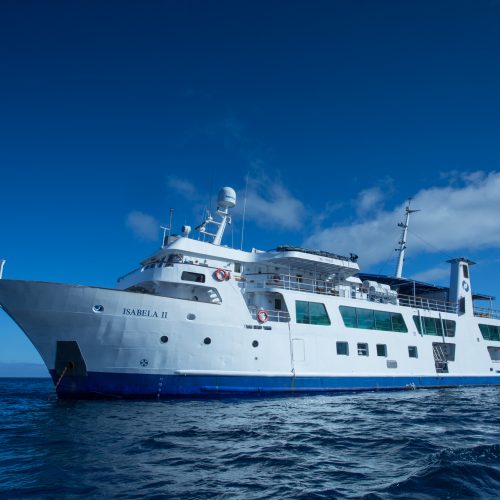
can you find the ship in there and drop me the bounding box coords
[1,187,499,398]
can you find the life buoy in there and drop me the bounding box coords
[257,309,268,323]
[214,268,227,281]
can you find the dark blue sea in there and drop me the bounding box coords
[1,379,500,499]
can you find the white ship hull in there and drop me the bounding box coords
[2,278,499,398]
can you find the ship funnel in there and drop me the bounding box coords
[447,257,475,315]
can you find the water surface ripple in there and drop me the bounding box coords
[1,379,499,498]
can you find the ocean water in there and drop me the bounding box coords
[1,379,500,499]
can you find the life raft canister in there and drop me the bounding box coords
[257,309,268,323]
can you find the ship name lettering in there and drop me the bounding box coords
[122,307,167,319]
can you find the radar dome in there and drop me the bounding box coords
[217,187,236,209]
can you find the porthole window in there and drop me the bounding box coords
[160,336,168,344]
[252,340,259,348]
[187,313,196,320]
[204,337,211,345]
[92,305,104,313]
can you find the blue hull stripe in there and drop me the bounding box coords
[50,370,500,398]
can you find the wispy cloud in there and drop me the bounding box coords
[306,170,500,268]
[355,186,385,217]
[126,211,159,241]
[411,266,450,283]
[237,175,306,231]
[166,176,199,199]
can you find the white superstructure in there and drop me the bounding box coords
[1,187,499,398]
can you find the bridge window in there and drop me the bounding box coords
[479,324,500,341]
[339,306,408,332]
[181,271,206,283]
[413,316,456,337]
[296,301,331,325]
[336,341,349,355]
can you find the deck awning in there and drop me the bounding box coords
[358,273,495,301]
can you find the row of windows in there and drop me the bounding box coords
[479,324,500,342]
[413,316,456,337]
[339,306,407,332]
[336,341,418,358]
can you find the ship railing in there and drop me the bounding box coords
[473,306,500,320]
[245,273,348,296]
[245,273,460,314]
[248,306,290,323]
[397,294,458,314]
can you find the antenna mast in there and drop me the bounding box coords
[160,208,174,248]
[394,199,420,278]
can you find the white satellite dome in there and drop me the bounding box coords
[217,187,236,209]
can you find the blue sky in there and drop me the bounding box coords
[1,0,500,373]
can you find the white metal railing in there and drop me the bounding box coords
[245,273,349,296]
[474,306,500,320]
[397,294,458,314]
[244,273,459,314]
[248,306,290,323]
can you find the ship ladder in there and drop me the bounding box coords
[432,345,449,374]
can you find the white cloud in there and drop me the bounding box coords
[355,186,385,217]
[126,211,159,241]
[236,175,306,231]
[166,176,199,199]
[306,171,500,268]
[411,266,450,283]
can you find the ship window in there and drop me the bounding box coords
[386,360,398,369]
[376,344,387,357]
[408,346,418,358]
[296,301,331,325]
[181,271,205,283]
[487,346,500,361]
[463,264,469,279]
[479,324,500,341]
[357,343,369,356]
[413,316,456,337]
[336,341,349,355]
[234,262,242,273]
[339,306,408,333]
[275,299,282,311]
[374,311,392,331]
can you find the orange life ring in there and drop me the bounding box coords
[214,268,227,281]
[257,309,268,323]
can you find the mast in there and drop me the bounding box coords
[394,199,420,278]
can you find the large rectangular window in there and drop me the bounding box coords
[376,344,387,357]
[296,301,331,325]
[413,316,456,337]
[479,324,500,341]
[339,306,408,333]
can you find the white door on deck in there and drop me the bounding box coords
[292,338,305,363]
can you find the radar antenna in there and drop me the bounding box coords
[394,199,420,278]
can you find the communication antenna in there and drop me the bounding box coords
[240,173,249,250]
[160,208,174,248]
[394,199,420,278]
